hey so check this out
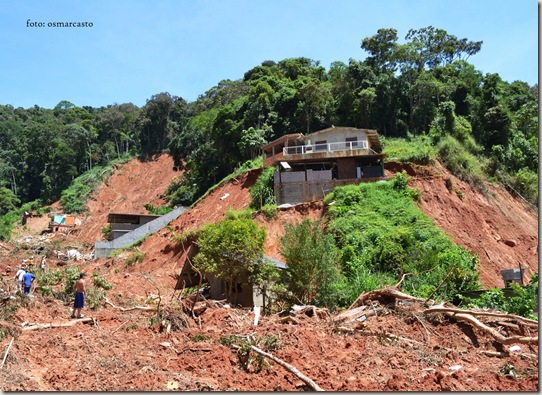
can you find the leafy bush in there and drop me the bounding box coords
[260,204,278,220]
[86,287,105,310]
[249,166,276,209]
[143,203,173,215]
[436,135,486,189]
[326,177,480,305]
[101,223,112,239]
[193,215,266,303]
[165,174,198,207]
[459,274,538,320]
[126,248,144,266]
[92,272,112,290]
[509,167,538,207]
[280,219,345,309]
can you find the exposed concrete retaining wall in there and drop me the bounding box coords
[94,206,189,258]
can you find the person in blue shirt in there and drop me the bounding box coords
[22,272,35,295]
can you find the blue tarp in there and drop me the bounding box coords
[53,214,65,224]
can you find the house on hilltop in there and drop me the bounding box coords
[262,126,386,205]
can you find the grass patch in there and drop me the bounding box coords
[435,135,487,189]
[381,135,437,165]
[126,248,145,266]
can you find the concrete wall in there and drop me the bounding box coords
[274,169,332,184]
[94,206,189,258]
[275,178,388,205]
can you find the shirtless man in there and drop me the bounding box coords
[72,273,87,318]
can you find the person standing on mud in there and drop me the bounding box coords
[22,271,35,295]
[40,256,46,271]
[72,273,87,318]
[15,265,26,292]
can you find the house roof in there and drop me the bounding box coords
[264,255,287,269]
[263,127,383,155]
[107,213,162,224]
[261,133,304,154]
[366,130,382,153]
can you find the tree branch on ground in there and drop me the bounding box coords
[249,345,325,391]
[104,297,156,311]
[424,307,538,345]
[22,317,95,331]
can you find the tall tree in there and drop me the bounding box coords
[194,216,267,304]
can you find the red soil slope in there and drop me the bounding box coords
[0,154,537,391]
[77,154,180,245]
[387,161,538,288]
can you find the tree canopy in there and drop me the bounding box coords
[0,25,537,216]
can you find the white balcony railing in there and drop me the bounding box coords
[283,140,369,156]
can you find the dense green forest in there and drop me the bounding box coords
[0,26,538,216]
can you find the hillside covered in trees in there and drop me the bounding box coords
[0,26,538,224]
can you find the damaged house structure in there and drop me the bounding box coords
[176,241,286,308]
[262,126,386,205]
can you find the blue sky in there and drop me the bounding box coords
[0,0,538,109]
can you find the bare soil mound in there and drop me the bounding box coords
[77,154,181,245]
[0,290,537,391]
[386,161,538,288]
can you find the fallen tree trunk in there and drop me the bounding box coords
[424,308,538,345]
[349,287,426,309]
[0,337,14,369]
[104,297,156,312]
[249,345,325,391]
[23,317,94,331]
[480,350,538,360]
[424,306,538,327]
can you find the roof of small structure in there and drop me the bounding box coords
[263,127,383,154]
[261,133,304,154]
[107,212,162,224]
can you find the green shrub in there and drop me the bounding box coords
[381,135,436,165]
[126,249,144,266]
[455,189,464,200]
[143,203,173,215]
[280,219,345,309]
[101,223,112,239]
[260,204,278,220]
[194,215,266,303]
[326,179,480,306]
[225,208,254,220]
[92,272,112,290]
[436,135,486,189]
[249,166,276,210]
[86,287,105,310]
[165,174,198,207]
[459,274,538,320]
[510,167,538,207]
